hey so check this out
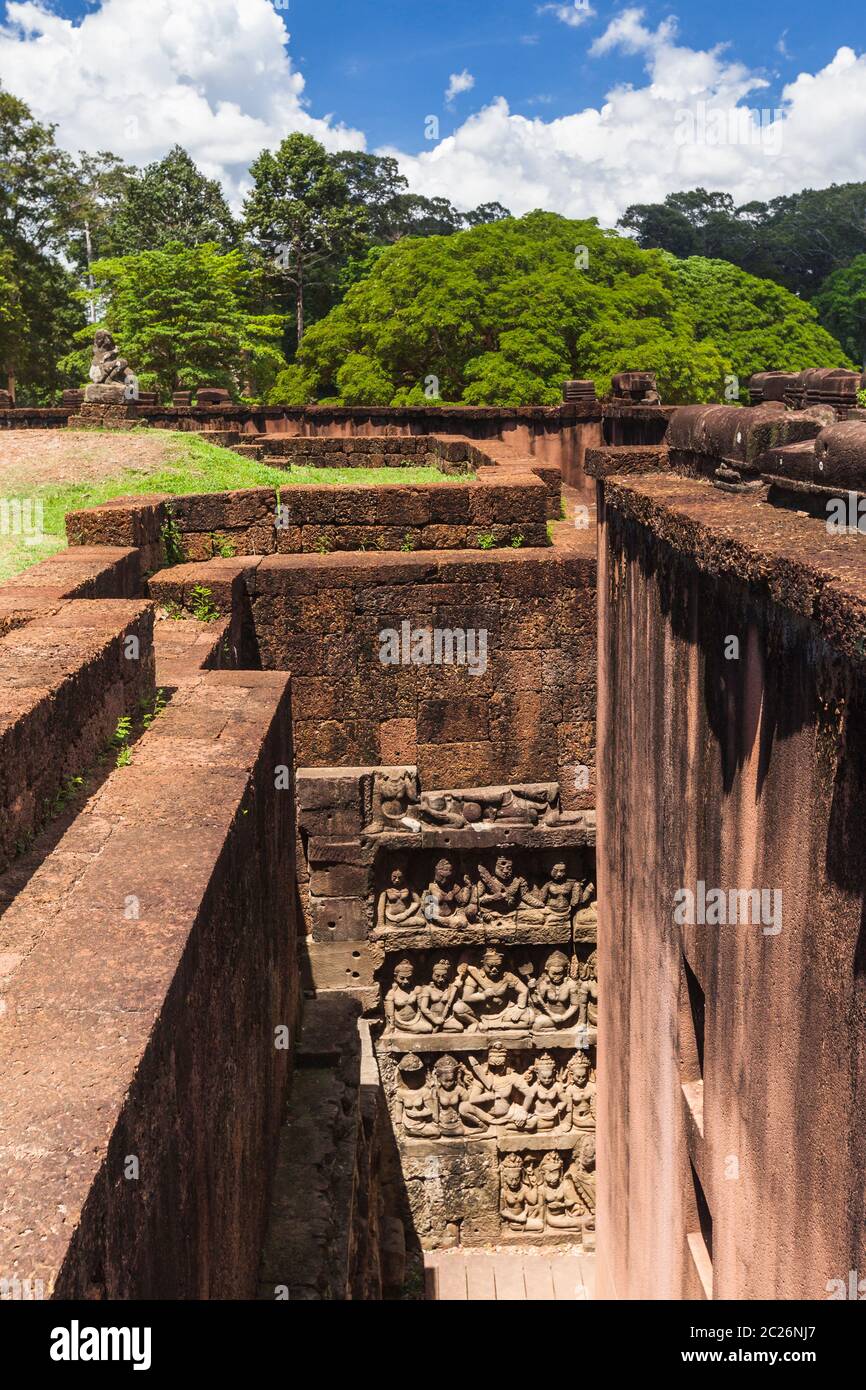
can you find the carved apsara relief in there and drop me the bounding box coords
[499,1141,596,1240]
[383,947,597,1037]
[376,853,595,935]
[391,1045,595,1140]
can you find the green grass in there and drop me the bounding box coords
[0,432,474,582]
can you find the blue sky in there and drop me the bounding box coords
[1,1,864,220]
[14,0,855,151]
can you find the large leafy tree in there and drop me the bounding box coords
[66,241,285,399]
[105,146,238,255]
[814,257,866,371]
[244,134,364,347]
[669,256,852,398]
[0,86,86,399]
[268,211,849,408]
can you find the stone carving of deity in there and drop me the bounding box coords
[384,959,433,1034]
[532,949,583,1032]
[364,768,419,834]
[564,1135,597,1247]
[537,1150,584,1230]
[422,858,477,928]
[89,329,134,386]
[394,1053,438,1138]
[457,947,535,1032]
[566,1054,596,1131]
[417,957,474,1032]
[499,1153,544,1232]
[524,1052,570,1132]
[477,855,543,924]
[533,862,592,926]
[458,1045,538,1133]
[377,866,425,930]
[578,950,598,1032]
[428,1054,473,1137]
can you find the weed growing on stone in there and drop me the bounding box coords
[315,534,334,554]
[477,532,496,549]
[511,532,525,547]
[212,532,236,557]
[112,714,134,767]
[189,585,220,622]
[399,532,415,552]
[160,506,185,566]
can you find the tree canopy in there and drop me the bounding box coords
[269,212,850,407]
[66,242,285,398]
[814,256,866,371]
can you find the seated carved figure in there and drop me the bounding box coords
[532,950,582,1032]
[499,1153,543,1232]
[377,867,425,930]
[394,1053,438,1138]
[364,769,418,833]
[578,950,598,1039]
[566,1054,596,1131]
[457,948,535,1032]
[458,1045,538,1132]
[524,1052,570,1131]
[422,858,476,928]
[533,862,589,925]
[384,959,434,1034]
[89,329,133,386]
[428,1054,472,1136]
[537,1151,584,1230]
[477,855,544,923]
[417,957,473,1032]
[564,1135,597,1247]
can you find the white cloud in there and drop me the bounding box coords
[0,0,365,204]
[445,69,475,107]
[538,1,596,28]
[1,0,865,232]
[386,12,866,224]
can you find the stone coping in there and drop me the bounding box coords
[379,1027,593,1053]
[599,472,866,666]
[0,669,295,1295]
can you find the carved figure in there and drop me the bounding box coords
[499,1153,544,1232]
[459,1044,538,1132]
[422,858,476,928]
[578,950,598,1032]
[364,768,419,833]
[534,862,593,925]
[566,1053,596,1131]
[477,855,543,923]
[533,949,582,1032]
[564,1135,596,1216]
[428,1055,473,1136]
[394,1054,438,1138]
[88,329,134,386]
[458,947,535,1031]
[525,1052,570,1131]
[417,957,472,1032]
[384,959,434,1034]
[537,1151,584,1230]
[377,866,425,929]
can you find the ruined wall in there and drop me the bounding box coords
[0,670,299,1298]
[246,546,596,804]
[595,475,866,1300]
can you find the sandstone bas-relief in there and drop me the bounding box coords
[383,948,597,1036]
[391,1044,595,1139]
[377,855,594,934]
[499,1143,596,1244]
[363,771,583,834]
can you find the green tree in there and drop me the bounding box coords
[68,241,285,399]
[244,134,364,347]
[814,256,866,370]
[268,211,849,408]
[106,146,238,255]
[620,183,866,300]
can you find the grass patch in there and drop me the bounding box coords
[0,432,474,582]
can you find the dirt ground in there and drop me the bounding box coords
[0,429,180,486]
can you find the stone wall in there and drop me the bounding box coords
[594,469,866,1301]
[0,599,155,871]
[0,669,299,1298]
[149,539,596,804]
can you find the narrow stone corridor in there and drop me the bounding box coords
[424,1249,595,1300]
